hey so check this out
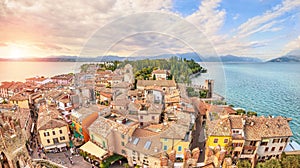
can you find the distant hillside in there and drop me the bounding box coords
[268,55,300,62]
[268,50,300,62]
[268,49,300,62]
[220,55,262,62]
[0,53,262,62]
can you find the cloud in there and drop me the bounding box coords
[0,0,173,57]
[0,43,7,47]
[284,36,300,54]
[237,0,300,38]
[208,0,300,57]
[0,0,299,58]
[34,43,71,51]
[186,0,226,37]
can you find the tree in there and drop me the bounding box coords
[263,159,281,168]
[255,162,265,168]
[153,74,156,80]
[247,111,258,116]
[123,163,130,168]
[236,109,246,115]
[199,90,208,98]
[237,160,251,168]
[281,155,300,168]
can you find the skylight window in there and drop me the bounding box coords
[133,138,140,145]
[144,141,152,150]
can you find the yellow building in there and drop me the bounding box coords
[37,105,70,151]
[9,93,29,108]
[206,118,232,150]
[160,123,191,159]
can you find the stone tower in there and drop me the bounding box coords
[0,108,33,168]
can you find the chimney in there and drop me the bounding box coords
[10,120,15,133]
[160,155,168,166]
[242,119,246,126]
[169,150,176,163]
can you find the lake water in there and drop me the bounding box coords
[0,61,299,142]
[193,62,300,143]
[0,62,85,82]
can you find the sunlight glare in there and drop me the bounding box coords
[10,47,22,59]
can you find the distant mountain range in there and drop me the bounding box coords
[0,53,264,63]
[268,55,300,62]
[267,50,300,62]
[268,49,300,62]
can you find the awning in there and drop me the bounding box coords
[56,143,67,148]
[44,143,67,150]
[31,123,35,133]
[80,141,108,159]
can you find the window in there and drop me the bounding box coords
[121,150,126,155]
[224,139,228,143]
[59,130,63,134]
[152,116,155,120]
[164,138,168,142]
[144,141,152,150]
[271,147,276,151]
[233,130,239,134]
[44,132,50,137]
[102,141,106,148]
[53,138,59,144]
[178,146,182,152]
[52,131,56,135]
[250,141,256,146]
[47,139,50,143]
[213,138,218,143]
[265,147,269,152]
[60,136,65,141]
[281,138,288,143]
[121,142,125,146]
[272,139,280,143]
[133,138,140,145]
[261,142,268,146]
[140,116,143,119]
[163,145,167,151]
[121,134,125,139]
[279,146,283,151]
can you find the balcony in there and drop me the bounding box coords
[243,145,256,151]
[240,153,255,159]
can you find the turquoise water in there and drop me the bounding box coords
[193,62,300,142]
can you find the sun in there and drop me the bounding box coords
[10,47,23,59]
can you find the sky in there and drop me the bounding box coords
[0,0,300,60]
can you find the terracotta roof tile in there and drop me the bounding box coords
[132,128,159,138]
[206,118,231,136]
[229,115,244,129]
[137,80,176,88]
[244,116,293,140]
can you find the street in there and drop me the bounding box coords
[45,151,93,168]
[190,116,206,163]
